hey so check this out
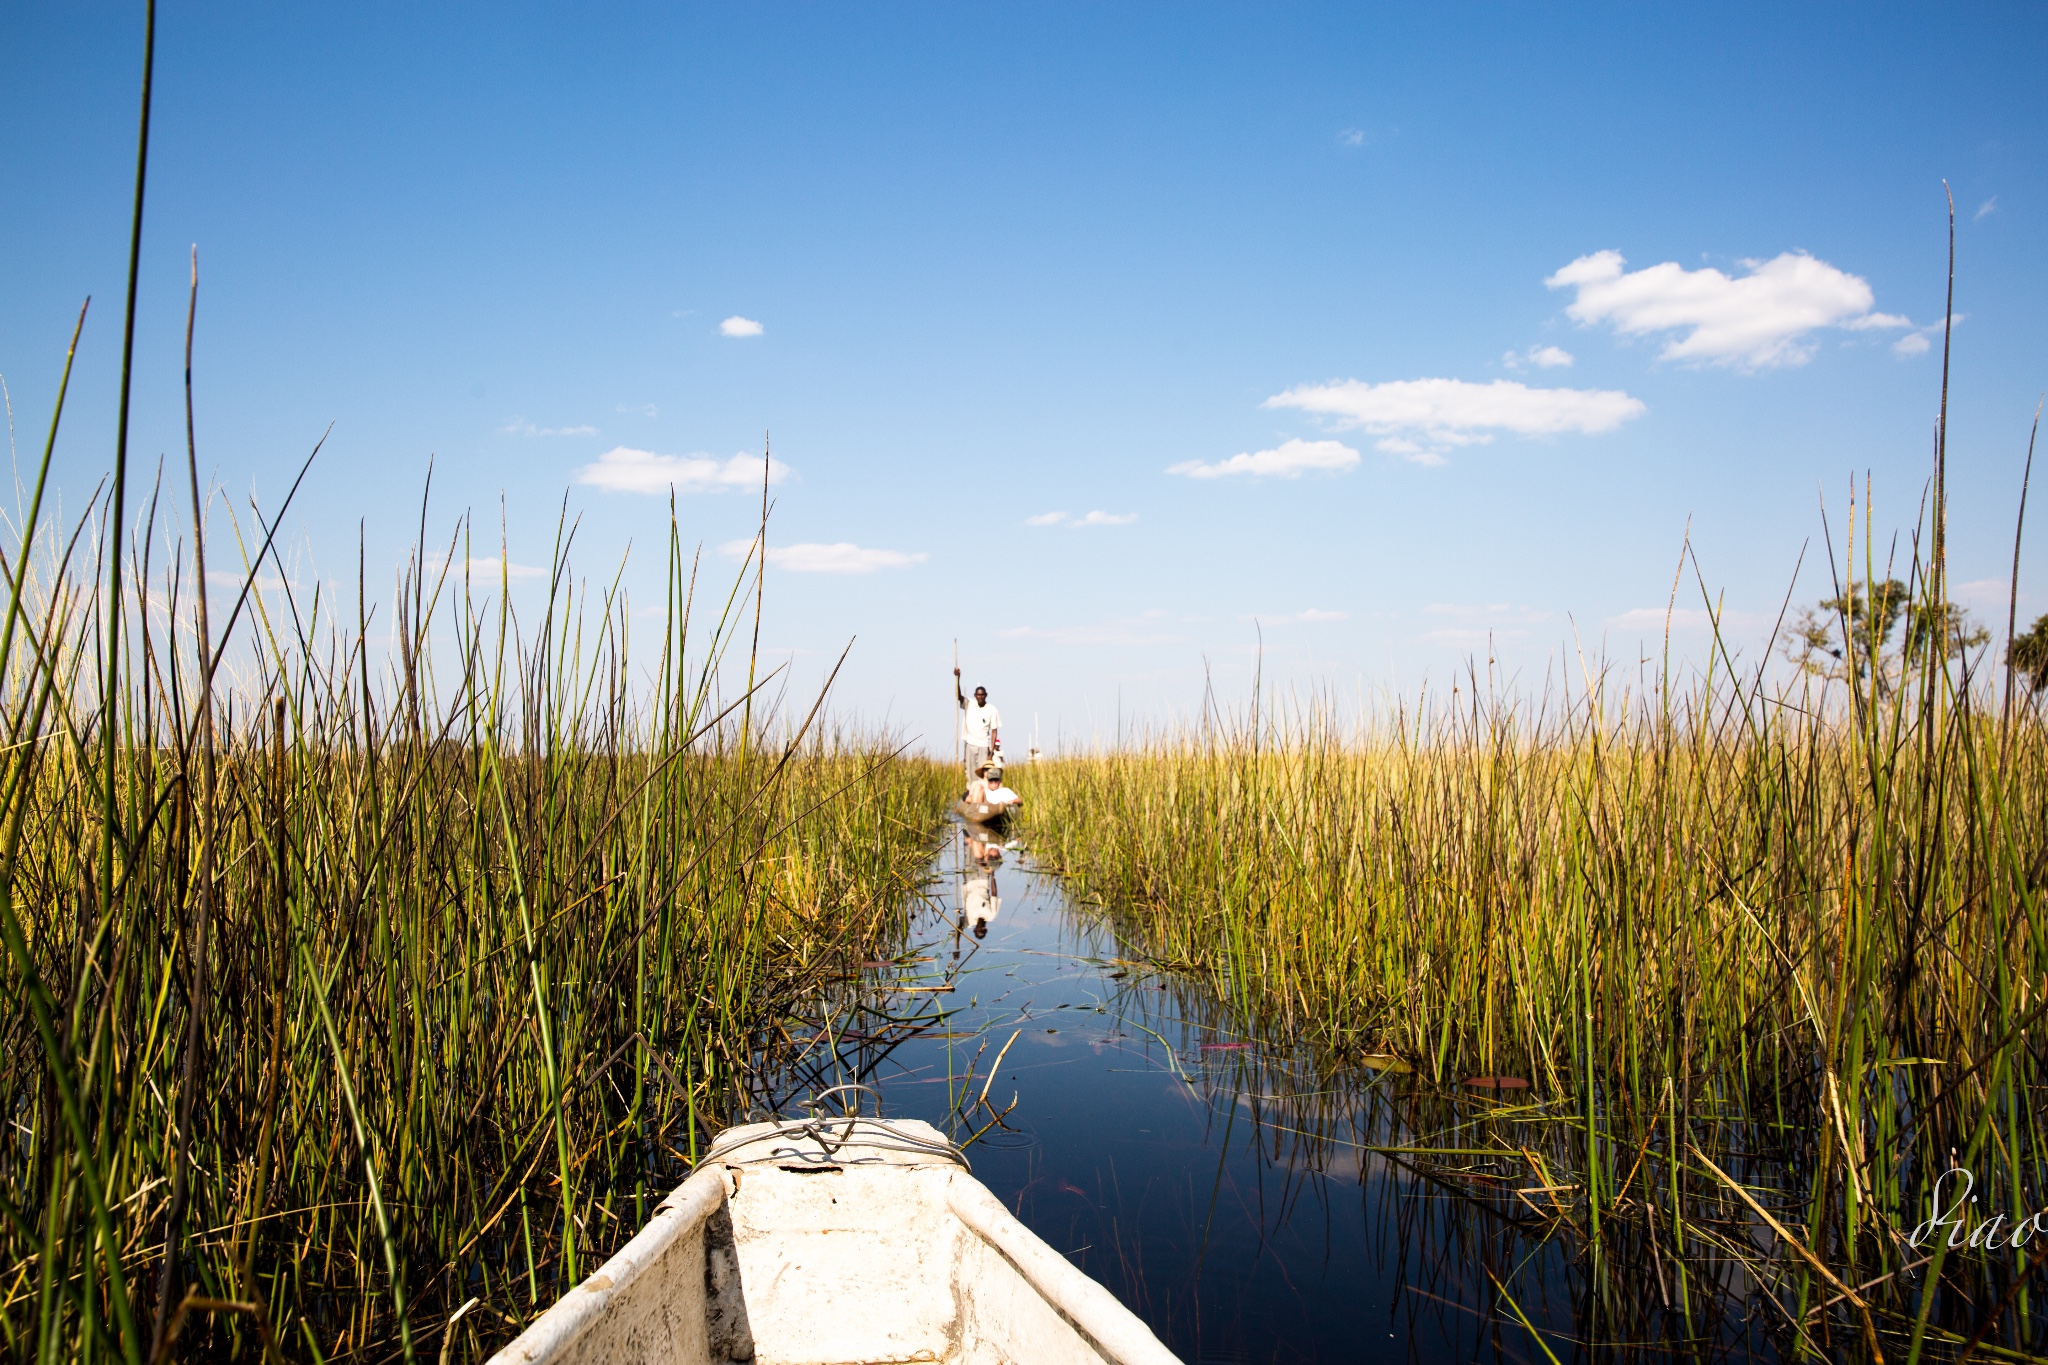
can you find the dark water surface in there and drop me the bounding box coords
[753,822,1724,1365]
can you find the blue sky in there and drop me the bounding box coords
[5,2,2045,751]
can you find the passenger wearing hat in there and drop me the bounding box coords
[968,759,1022,810]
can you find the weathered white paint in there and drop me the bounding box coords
[488,1118,1182,1365]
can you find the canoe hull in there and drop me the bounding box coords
[953,798,1014,827]
[490,1118,1180,1365]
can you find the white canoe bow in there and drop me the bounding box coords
[489,1116,1182,1365]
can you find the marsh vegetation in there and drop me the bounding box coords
[1021,540,2048,1360]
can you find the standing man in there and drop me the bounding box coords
[955,667,1001,780]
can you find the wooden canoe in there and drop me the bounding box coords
[489,1116,1181,1365]
[954,798,1015,827]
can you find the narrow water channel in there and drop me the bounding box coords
[754,820,1768,1364]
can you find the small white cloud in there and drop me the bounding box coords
[501,417,599,437]
[1976,196,1998,222]
[615,403,659,417]
[1247,607,1349,624]
[1606,607,1715,633]
[720,540,926,574]
[1891,314,1964,358]
[1029,509,1136,527]
[1425,627,1529,645]
[1167,437,1360,480]
[1503,345,1574,370]
[1338,128,1365,147]
[1264,378,1643,463]
[1952,577,2014,609]
[1546,249,1908,369]
[1425,602,1554,625]
[720,316,764,337]
[577,447,788,495]
[427,554,546,582]
[998,621,1183,646]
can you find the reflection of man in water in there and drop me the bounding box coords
[960,871,1000,939]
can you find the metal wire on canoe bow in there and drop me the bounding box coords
[704,1084,972,1172]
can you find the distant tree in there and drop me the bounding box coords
[1785,577,1989,694]
[2012,613,2048,696]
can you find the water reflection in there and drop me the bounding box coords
[959,828,1003,940]
[749,823,1784,1364]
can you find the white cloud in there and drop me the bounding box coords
[1546,249,1909,369]
[998,622,1183,646]
[1338,128,1365,147]
[1028,509,1137,527]
[1503,345,1574,370]
[1425,627,1529,646]
[1976,196,1998,222]
[576,447,787,495]
[719,540,926,574]
[1952,577,2016,610]
[1425,602,1554,625]
[615,403,659,417]
[1247,607,1348,624]
[1167,437,1360,480]
[426,554,546,582]
[1892,314,1964,358]
[720,316,764,337]
[1605,606,1768,635]
[502,417,599,437]
[1606,607,1716,633]
[1264,378,1643,463]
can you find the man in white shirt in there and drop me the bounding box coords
[954,667,1001,779]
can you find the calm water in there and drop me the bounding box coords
[750,820,1752,1365]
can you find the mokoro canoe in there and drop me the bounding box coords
[489,1115,1181,1365]
[954,798,1016,826]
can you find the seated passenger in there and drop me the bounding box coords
[978,765,1022,809]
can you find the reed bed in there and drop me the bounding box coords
[0,477,954,1363]
[1022,628,2048,1358]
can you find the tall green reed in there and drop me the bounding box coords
[0,338,951,1365]
[1022,538,2045,1360]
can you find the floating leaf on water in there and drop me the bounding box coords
[1358,1054,1414,1074]
[1200,1042,1251,1051]
[1463,1076,1531,1090]
[1107,970,1129,979]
